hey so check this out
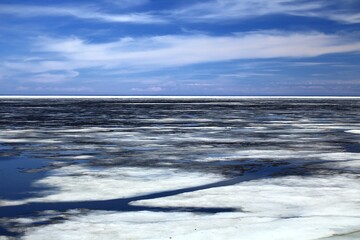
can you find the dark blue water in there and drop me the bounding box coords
[0,154,50,200]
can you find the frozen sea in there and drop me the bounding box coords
[0,97,359,240]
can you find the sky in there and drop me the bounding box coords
[0,0,360,96]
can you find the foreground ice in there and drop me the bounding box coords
[132,174,360,216]
[0,165,224,206]
[2,155,359,239]
[14,210,360,240]
[1,149,359,239]
[7,170,358,240]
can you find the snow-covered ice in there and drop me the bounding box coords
[0,165,225,206]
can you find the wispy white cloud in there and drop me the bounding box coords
[171,0,322,21]
[0,4,165,24]
[1,1,359,26]
[314,11,360,24]
[3,31,359,75]
[220,73,276,78]
[131,86,163,92]
[29,70,79,83]
[290,62,336,67]
[16,86,93,92]
[34,86,94,92]
[171,0,360,24]
[105,0,149,9]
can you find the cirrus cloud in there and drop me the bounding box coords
[0,4,165,24]
[3,31,360,75]
[171,0,360,24]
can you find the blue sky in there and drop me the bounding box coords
[0,0,360,95]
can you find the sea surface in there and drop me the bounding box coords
[0,97,359,239]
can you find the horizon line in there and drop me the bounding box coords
[0,95,360,99]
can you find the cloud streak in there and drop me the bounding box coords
[3,31,360,75]
[172,0,322,21]
[0,4,165,24]
[1,1,360,25]
[171,0,360,24]
[105,0,149,9]
[29,70,79,83]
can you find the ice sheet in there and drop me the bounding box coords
[0,165,224,206]
[18,211,360,240]
[132,174,360,216]
[346,130,360,134]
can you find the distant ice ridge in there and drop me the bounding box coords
[0,95,359,99]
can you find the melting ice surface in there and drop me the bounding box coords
[0,97,359,240]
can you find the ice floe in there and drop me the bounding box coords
[0,165,224,206]
[124,173,360,239]
[18,210,360,240]
[346,130,360,134]
[132,174,360,216]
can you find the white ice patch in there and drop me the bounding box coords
[58,127,115,133]
[20,211,360,240]
[140,118,214,123]
[124,173,360,239]
[199,150,360,162]
[292,123,360,130]
[0,166,224,206]
[200,149,317,162]
[0,138,30,143]
[132,175,360,216]
[0,138,62,144]
[346,130,360,134]
[314,152,360,161]
[0,129,35,134]
[57,155,95,160]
